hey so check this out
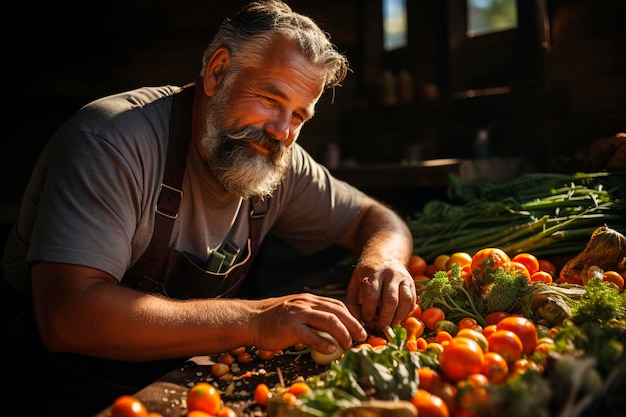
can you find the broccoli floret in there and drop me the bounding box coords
[570,277,626,323]
[418,264,486,326]
[479,267,533,315]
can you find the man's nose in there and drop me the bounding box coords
[264,112,290,141]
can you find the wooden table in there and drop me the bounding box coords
[94,349,327,417]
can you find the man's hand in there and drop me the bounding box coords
[345,258,417,330]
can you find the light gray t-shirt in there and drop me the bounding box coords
[2,86,364,291]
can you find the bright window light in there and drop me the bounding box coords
[467,0,518,37]
[383,0,408,51]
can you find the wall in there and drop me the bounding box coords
[1,0,625,222]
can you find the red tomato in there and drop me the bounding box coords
[421,307,446,331]
[410,388,450,417]
[408,255,428,277]
[485,311,510,325]
[439,337,485,382]
[538,259,557,278]
[496,316,537,355]
[512,253,539,275]
[486,330,523,363]
[111,395,148,417]
[187,383,221,415]
[367,336,388,347]
[458,317,478,331]
[482,351,509,384]
[417,367,443,391]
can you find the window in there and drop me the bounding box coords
[383,0,408,51]
[448,0,549,95]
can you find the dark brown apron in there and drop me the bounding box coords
[121,85,269,300]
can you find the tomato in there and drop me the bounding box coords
[603,270,624,291]
[257,349,278,360]
[425,264,438,277]
[512,253,539,275]
[408,254,428,277]
[436,330,454,345]
[216,407,238,417]
[433,254,451,272]
[459,265,473,289]
[421,307,446,331]
[481,324,497,339]
[187,411,212,417]
[484,311,510,325]
[538,259,557,278]
[280,391,299,405]
[409,304,423,319]
[439,337,485,382]
[456,374,490,413]
[111,395,148,417]
[530,271,553,283]
[367,336,388,347]
[508,261,531,282]
[187,383,221,415]
[496,316,537,355]
[486,330,523,363]
[403,316,425,340]
[447,252,473,269]
[455,328,488,352]
[482,351,509,384]
[288,381,311,397]
[471,248,510,277]
[458,317,478,331]
[254,383,272,406]
[410,388,450,417]
[417,367,443,390]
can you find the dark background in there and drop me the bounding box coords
[2,0,625,225]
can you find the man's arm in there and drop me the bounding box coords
[31,262,367,362]
[337,195,416,330]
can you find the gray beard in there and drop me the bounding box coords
[197,90,292,199]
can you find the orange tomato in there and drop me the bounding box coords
[367,336,388,347]
[496,316,537,355]
[111,395,148,417]
[187,411,212,417]
[280,391,299,405]
[439,337,485,382]
[410,388,450,417]
[288,381,311,397]
[403,316,425,340]
[434,254,451,272]
[512,253,539,275]
[409,304,423,319]
[538,259,557,278]
[508,261,531,282]
[486,330,523,363]
[408,254,428,277]
[603,270,624,291]
[481,324,498,339]
[436,330,454,345]
[216,407,238,417]
[187,383,221,415]
[455,328,489,352]
[531,271,553,283]
[254,383,272,406]
[257,349,278,360]
[421,307,446,331]
[417,366,444,391]
[471,248,510,277]
[447,252,473,269]
[482,351,509,384]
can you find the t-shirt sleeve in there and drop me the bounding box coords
[267,145,365,254]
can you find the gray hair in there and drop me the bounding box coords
[199,0,348,90]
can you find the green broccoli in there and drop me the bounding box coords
[418,264,486,326]
[478,266,533,315]
[570,277,626,323]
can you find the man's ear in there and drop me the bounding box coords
[203,47,230,97]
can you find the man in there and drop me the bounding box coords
[1,1,415,415]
